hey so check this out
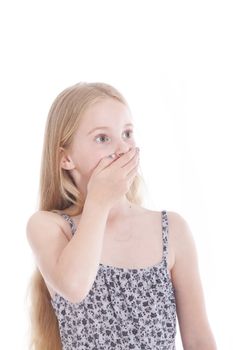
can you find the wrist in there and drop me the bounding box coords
[85,195,111,213]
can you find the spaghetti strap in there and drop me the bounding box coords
[161,210,169,267]
[52,208,177,348]
[60,213,77,236]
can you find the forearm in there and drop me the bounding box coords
[56,196,110,302]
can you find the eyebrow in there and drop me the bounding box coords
[87,123,134,135]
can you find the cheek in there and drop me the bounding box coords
[90,152,107,170]
[79,152,102,177]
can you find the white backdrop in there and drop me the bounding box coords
[0,1,232,349]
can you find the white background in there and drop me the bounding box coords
[0,1,232,349]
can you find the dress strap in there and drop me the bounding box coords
[60,213,77,236]
[161,210,169,267]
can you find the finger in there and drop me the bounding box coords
[121,152,139,177]
[92,153,118,174]
[126,161,139,179]
[111,147,139,169]
[126,165,139,188]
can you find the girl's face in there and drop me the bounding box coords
[64,98,137,190]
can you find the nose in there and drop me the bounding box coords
[115,143,132,157]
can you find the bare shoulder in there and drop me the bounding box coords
[139,207,181,225]
[133,206,190,232]
[165,210,188,229]
[27,210,61,226]
[148,209,196,259]
[26,210,73,243]
[165,211,198,268]
[166,210,194,240]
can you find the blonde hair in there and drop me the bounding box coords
[28,82,145,349]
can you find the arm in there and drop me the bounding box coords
[26,197,110,303]
[27,148,139,304]
[168,211,217,350]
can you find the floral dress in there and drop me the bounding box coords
[51,210,177,349]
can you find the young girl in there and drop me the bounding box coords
[26,82,217,350]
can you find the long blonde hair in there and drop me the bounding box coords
[28,82,145,349]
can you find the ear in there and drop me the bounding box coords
[59,147,75,170]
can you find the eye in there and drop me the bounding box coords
[123,129,133,138]
[95,134,111,143]
[95,129,133,144]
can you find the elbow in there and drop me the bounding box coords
[60,280,91,304]
[53,263,95,304]
[54,265,92,304]
[65,288,89,304]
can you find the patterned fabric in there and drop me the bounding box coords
[51,210,177,349]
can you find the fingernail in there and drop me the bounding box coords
[108,153,116,159]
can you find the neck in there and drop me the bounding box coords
[107,196,133,223]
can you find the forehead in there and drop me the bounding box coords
[79,98,133,129]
